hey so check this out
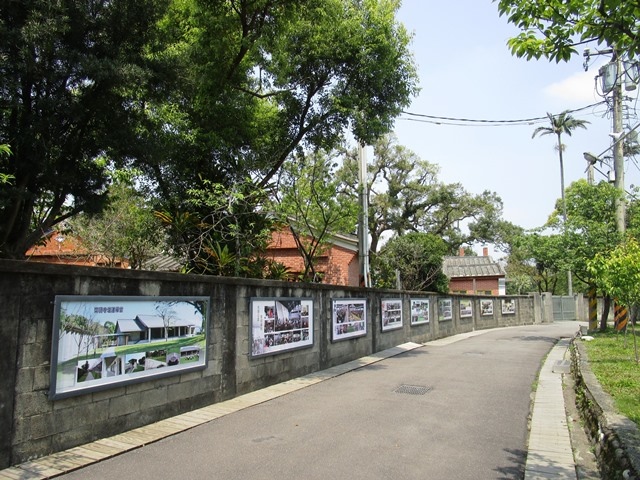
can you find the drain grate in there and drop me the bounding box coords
[394,384,432,395]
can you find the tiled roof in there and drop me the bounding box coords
[142,255,183,272]
[136,314,196,329]
[116,318,145,333]
[442,255,505,278]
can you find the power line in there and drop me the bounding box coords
[399,101,607,127]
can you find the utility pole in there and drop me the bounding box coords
[590,49,627,233]
[357,143,370,287]
[612,53,626,234]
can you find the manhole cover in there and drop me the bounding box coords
[394,385,432,395]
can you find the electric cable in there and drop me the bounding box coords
[399,101,607,127]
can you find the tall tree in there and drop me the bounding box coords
[340,135,509,255]
[505,231,566,294]
[589,237,640,360]
[143,0,418,229]
[0,0,168,258]
[532,111,590,230]
[276,148,358,282]
[155,179,275,277]
[496,0,640,61]
[532,110,589,294]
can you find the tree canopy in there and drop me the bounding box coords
[340,135,511,256]
[503,179,623,295]
[496,0,640,62]
[372,232,449,292]
[1,0,168,258]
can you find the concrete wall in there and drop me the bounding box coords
[0,260,545,469]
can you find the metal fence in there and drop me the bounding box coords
[552,296,577,321]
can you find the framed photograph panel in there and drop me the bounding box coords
[250,298,313,357]
[381,299,403,331]
[438,298,453,322]
[480,299,494,316]
[460,299,473,318]
[49,296,209,400]
[501,298,516,315]
[410,299,430,325]
[332,299,367,341]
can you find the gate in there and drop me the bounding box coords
[552,296,576,321]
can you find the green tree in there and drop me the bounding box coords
[144,0,418,228]
[559,180,622,283]
[0,0,168,258]
[588,237,640,361]
[496,0,640,61]
[276,148,358,282]
[505,231,566,294]
[556,179,622,327]
[156,179,276,277]
[103,321,116,335]
[68,174,165,269]
[372,232,449,292]
[0,145,13,184]
[60,310,102,360]
[532,111,590,230]
[532,110,589,293]
[340,135,509,255]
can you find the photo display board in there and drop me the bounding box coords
[332,299,367,341]
[460,299,473,318]
[250,298,313,357]
[438,298,453,322]
[381,299,403,331]
[410,299,430,325]
[49,296,209,400]
[480,299,494,316]
[502,298,516,315]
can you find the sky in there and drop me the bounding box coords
[391,0,640,249]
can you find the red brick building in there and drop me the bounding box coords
[442,247,505,295]
[265,228,360,286]
[25,231,129,268]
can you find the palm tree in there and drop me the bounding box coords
[532,110,590,295]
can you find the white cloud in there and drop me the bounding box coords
[543,69,603,105]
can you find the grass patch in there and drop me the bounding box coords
[583,329,640,425]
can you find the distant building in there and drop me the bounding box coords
[265,227,360,286]
[442,247,505,295]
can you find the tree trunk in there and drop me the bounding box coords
[600,295,611,331]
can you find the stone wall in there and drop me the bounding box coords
[571,339,640,479]
[0,260,543,469]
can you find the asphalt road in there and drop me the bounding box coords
[57,322,579,480]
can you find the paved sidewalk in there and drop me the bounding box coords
[525,338,576,479]
[0,326,579,480]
